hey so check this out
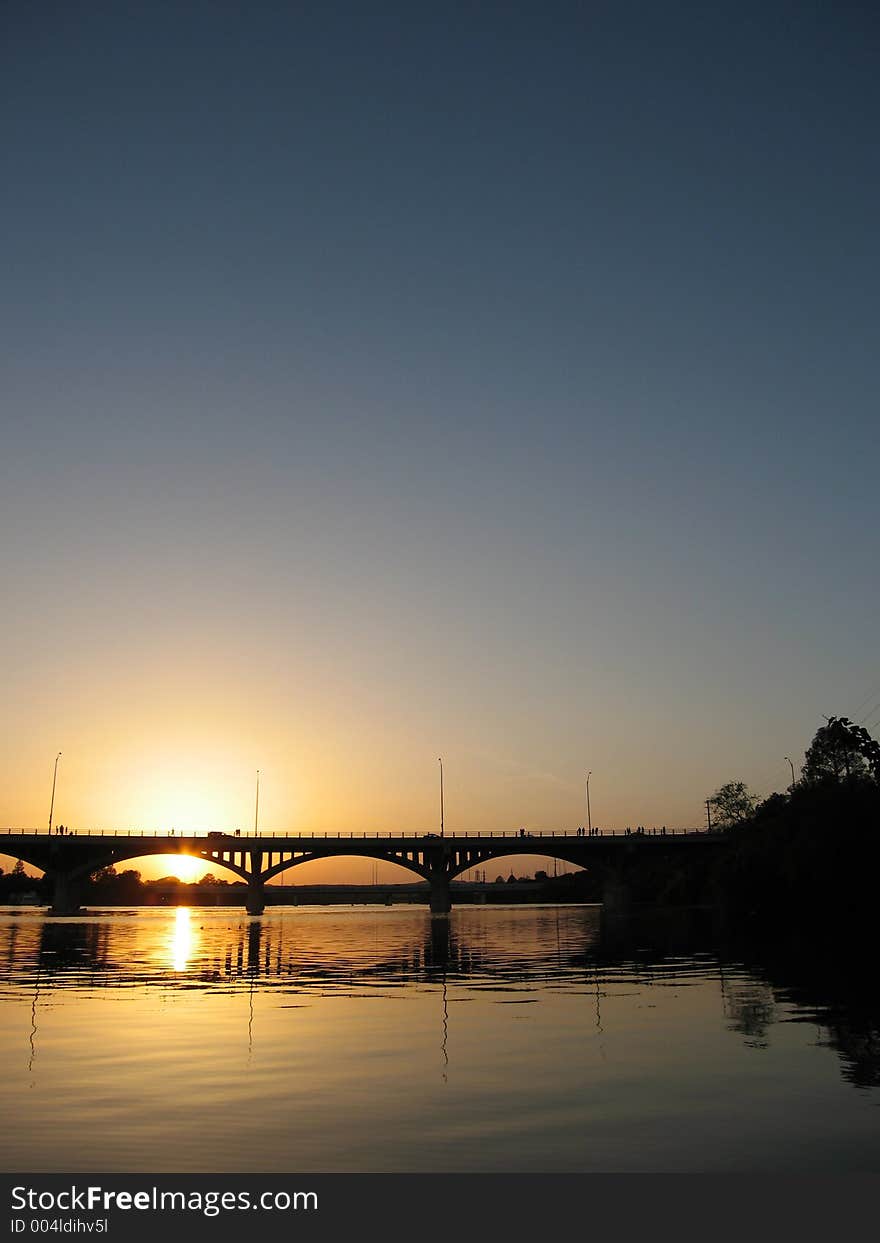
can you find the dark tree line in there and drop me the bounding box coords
[708,717,880,932]
[709,716,879,831]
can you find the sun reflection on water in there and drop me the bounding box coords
[170,907,194,971]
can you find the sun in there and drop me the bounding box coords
[153,854,205,882]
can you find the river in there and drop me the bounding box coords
[2,903,878,1171]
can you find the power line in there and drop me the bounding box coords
[852,680,880,719]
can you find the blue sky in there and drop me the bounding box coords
[1,2,878,848]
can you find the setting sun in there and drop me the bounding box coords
[153,854,205,883]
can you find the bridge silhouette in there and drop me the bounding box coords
[2,827,724,915]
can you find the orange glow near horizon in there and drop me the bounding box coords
[0,701,798,886]
[0,669,747,852]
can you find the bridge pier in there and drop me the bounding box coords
[429,875,452,915]
[601,869,633,915]
[245,880,266,916]
[50,871,82,916]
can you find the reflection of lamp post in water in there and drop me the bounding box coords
[429,916,450,1083]
[48,752,62,835]
[246,920,260,1061]
[441,972,449,1084]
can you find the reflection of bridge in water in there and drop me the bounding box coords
[7,907,880,1092]
[16,907,600,987]
[2,828,723,914]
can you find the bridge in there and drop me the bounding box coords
[1,827,725,915]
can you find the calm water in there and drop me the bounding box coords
[2,903,879,1172]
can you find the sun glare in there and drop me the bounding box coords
[154,854,204,882]
[130,765,242,837]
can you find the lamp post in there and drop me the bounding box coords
[585,772,592,835]
[784,757,796,790]
[48,752,62,835]
[438,757,444,838]
[254,770,260,836]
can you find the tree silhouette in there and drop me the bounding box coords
[708,781,757,829]
[802,717,876,784]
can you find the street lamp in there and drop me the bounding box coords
[254,770,260,836]
[48,752,62,835]
[438,757,444,838]
[585,772,592,835]
[784,757,796,790]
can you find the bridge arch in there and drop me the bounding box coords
[260,851,431,884]
[0,845,47,877]
[0,842,259,888]
[67,846,257,886]
[2,841,591,897]
[447,848,588,881]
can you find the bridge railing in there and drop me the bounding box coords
[1,827,713,839]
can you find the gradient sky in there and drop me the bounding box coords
[2,3,878,880]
